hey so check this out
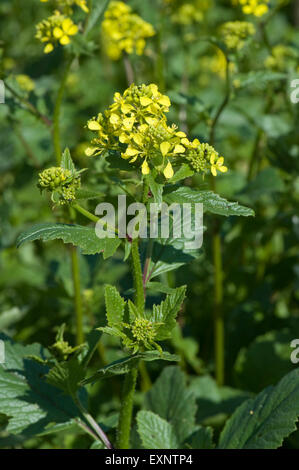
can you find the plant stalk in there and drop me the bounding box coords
[116,366,138,449]
[70,245,84,345]
[53,56,73,165]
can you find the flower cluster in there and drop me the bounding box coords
[102,1,155,60]
[40,0,89,14]
[15,74,35,93]
[232,0,270,16]
[86,83,228,179]
[38,166,81,204]
[35,10,78,53]
[163,0,211,25]
[220,21,255,51]
[264,44,298,71]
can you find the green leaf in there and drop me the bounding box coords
[145,366,197,445]
[151,286,186,340]
[17,223,121,259]
[137,410,178,449]
[45,357,85,396]
[147,173,163,204]
[81,351,179,385]
[85,0,110,35]
[104,285,125,325]
[218,369,299,449]
[164,187,254,217]
[0,334,85,437]
[169,164,194,184]
[234,329,299,393]
[61,148,75,172]
[185,426,215,449]
[146,282,176,295]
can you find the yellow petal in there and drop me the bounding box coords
[68,25,78,36]
[53,27,63,39]
[109,113,119,125]
[121,103,133,114]
[62,18,73,33]
[211,166,217,176]
[144,116,158,126]
[217,157,224,166]
[119,133,130,144]
[158,95,171,107]
[173,144,185,154]
[176,131,186,137]
[88,120,101,130]
[160,141,171,157]
[85,147,97,156]
[210,153,216,165]
[219,166,228,173]
[140,96,152,107]
[44,43,54,54]
[181,138,190,146]
[149,83,158,96]
[163,161,174,179]
[60,35,71,45]
[141,160,150,175]
[125,147,139,157]
[122,117,135,130]
[133,134,143,146]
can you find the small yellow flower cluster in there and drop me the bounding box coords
[184,141,227,176]
[86,83,228,179]
[232,0,270,17]
[35,10,78,53]
[264,45,297,71]
[102,1,155,60]
[164,0,211,25]
[220,21,255,51]
[38,166,81,204]
[40,0,89,14]
[15,74,35,92]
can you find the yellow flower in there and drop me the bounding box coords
[233,0,270,17]
[85,83,229,180]
[35,10,78,53]
[102,1,155,60]
[15,74,35,92]
[220,21,255,51]
[210,154,228,176]
[163,161,174,179]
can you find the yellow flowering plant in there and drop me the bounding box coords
[86,83,227,180]
[35,10,79,53]
[232,0,270,16]
[101,1,155,60]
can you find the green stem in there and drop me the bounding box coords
[70,245,84,345]
[116,366,138,449]
[116,230,145,448]
[73,394,113,449]
[73,203,99,223]
[212,231,224,386]
[208,51,231,386]
[4,81,52,127]
[131,238,145,314]
[53,56,73,165]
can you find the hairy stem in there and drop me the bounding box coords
[131,238,145,314]
[74,395,113,449]
[212,230,224,386]
[70,246,84,345]
[116,366,138,449]
[53,56,73,164]
[209,51,231,386]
